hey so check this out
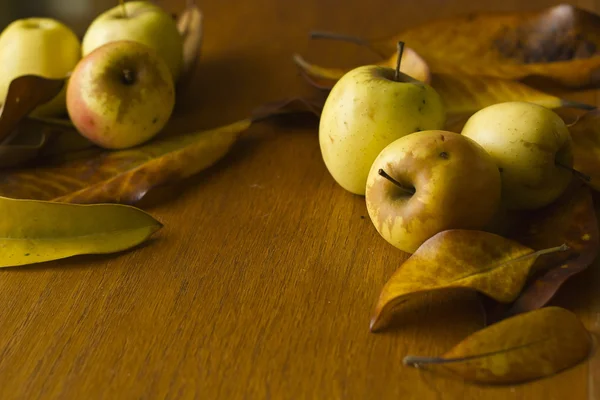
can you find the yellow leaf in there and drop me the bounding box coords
[403,307,592,384]
[0,196,162,267]
[370,230,568,332]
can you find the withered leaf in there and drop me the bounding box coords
[570,109,600,191]
[403,307,592,384]
[176,0,203,85]
[0,196,162,268]
[351,4,600,88]
[0,97,320,204]
[294,56,591,116]
[0,75,64,144]
[506,183,599,315]
[370,230,568,332]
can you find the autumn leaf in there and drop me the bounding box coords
[0,196,162,267]
[505,183,599,315]
[0,98,320,204]
[403,307,592,384]
[176,0,203,86]
[570,109,600,191]
[370,230,569,332]
[293,55,593,116]
[313,4,600,88]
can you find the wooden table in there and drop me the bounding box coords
[1,0,598,398]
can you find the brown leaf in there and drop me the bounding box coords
[370,230,568,332]
[293,56,591,116]
[176,0,203,85]
[293,47,431,84]
[403,307,592,384]
[363,4,600,88]
[570,109,600,191]
[0,98,320,204]
[0,75,64,144]
[506,183,599,315]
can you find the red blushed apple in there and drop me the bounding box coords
[67,40,175,149]
[365,130,502,254]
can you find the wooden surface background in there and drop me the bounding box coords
[1,0,599,398]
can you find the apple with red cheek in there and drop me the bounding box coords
[67,40,175,149]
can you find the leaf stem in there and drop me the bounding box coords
[309,31,371,47]
[556,162,591,182]
[394,42,405,82]
[378,169,415,195]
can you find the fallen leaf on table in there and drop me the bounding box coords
[570,110,600,191]
[0,196,162,267]
[0,97,320,204]
[293,46,431,83]
[506,183,599,316]
[176,0,203,85]
[370,230,568,332]
[294,56,593,116]
[313,4,600,88]
[0,75,65,144]
[403,307,592,384]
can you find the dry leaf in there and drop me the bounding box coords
[0,120,251,204]
[506,183,599,315]
[342,4,600,88]
[403,307,592,384]
[570,109,600,191]
[293,47,431,83]
[176,0,203,85]
[0,196,162,267]
[293,56,592,116]
[370,230,568,332]
[0,98,320,204]
[0,75,64,144]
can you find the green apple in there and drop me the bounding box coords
[365,130,501,253]
[319,64,445,195]
[82,1,183,81]
[67,41,175,150]
[461,102,573,210]
[0,18,81,117]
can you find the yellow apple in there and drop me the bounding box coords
[67,41,175,150]
[0,18,81,117]
[461,102,573,210]
[320,65,445,195]
[365,130,501,253]
[82,1,183,81]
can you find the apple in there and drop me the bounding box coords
[67,40,175,150]
[319,54,446,195]
[82,1,183,81]
[365,130,501,254]
[461,102,573,210]
[0,18,80,117]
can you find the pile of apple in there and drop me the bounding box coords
[0,1,183,150]
[320,47,575,253]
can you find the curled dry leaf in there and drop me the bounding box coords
[176,0,203,85]
[506,183,599,315]
[570,109,600,191]
[0,98,321,204]
[293,56,592,116]
[0,196,162,267]
[320,4,600,88]
[403,307,592,384]
[370,230,568,332]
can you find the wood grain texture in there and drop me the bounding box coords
[0,0,598,398]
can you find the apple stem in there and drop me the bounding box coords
[122,69,135,85]
[556,162,591,182]
[120,0,127,18]
[378,169,415,195]
[394,42,405,82]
